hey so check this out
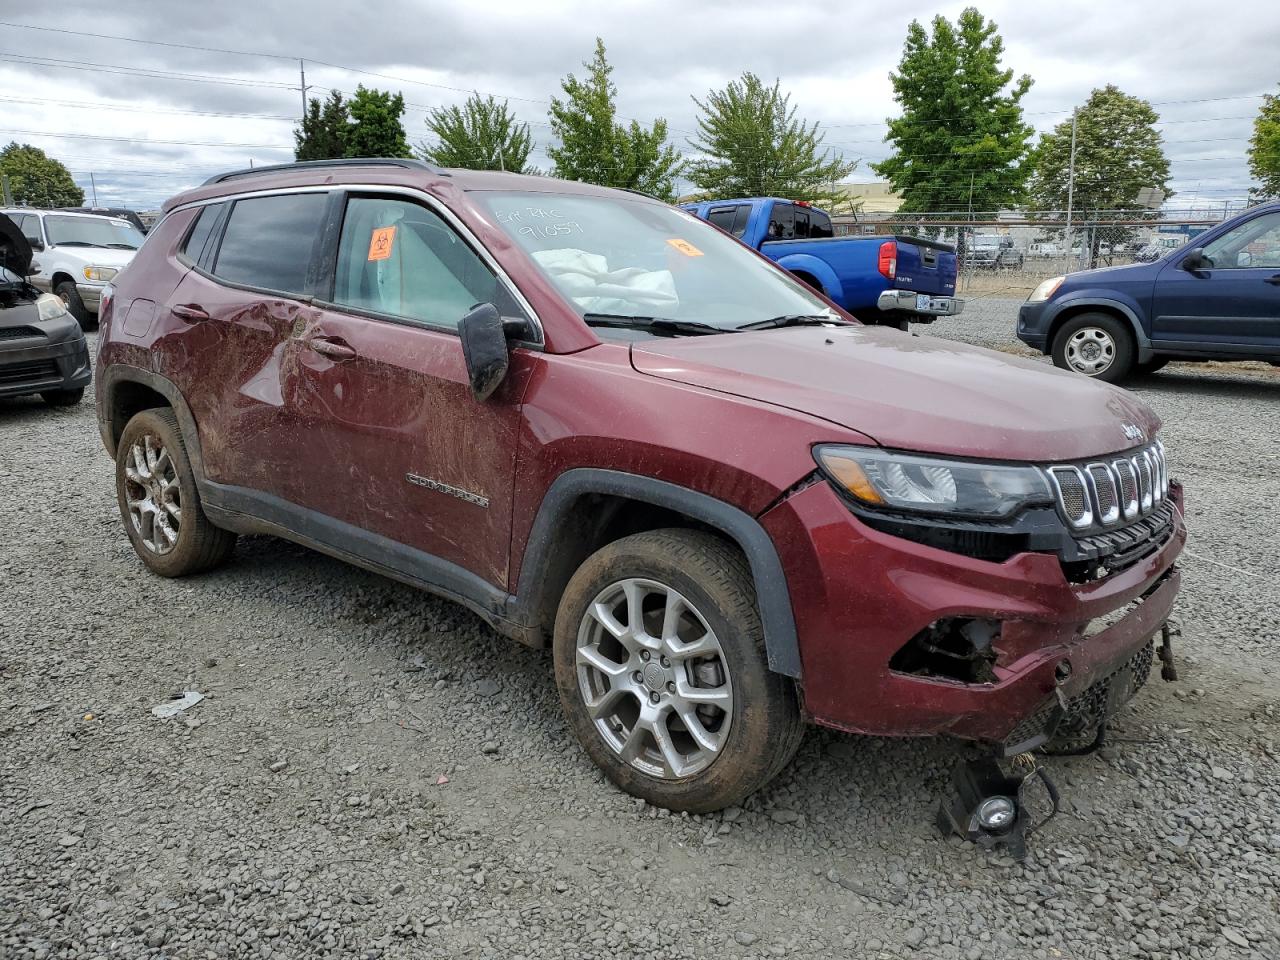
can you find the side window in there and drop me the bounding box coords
[212,193,328,295]
[729,205,751,237]
[181,202,226,267]
[707,207,736,231]
[17,215,42,246]
[331,196,511,330]
[1201,212,1280,269]
[810,211,834,239]
[769,203,795,240]
[794,209,811,239]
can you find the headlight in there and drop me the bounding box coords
[815,445,1053,518]
[83,265,118,282]
[1027,276,1063,303]
[36,294,69,322]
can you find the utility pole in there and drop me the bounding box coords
[89,172,98,206]
[1065,107,1078,270]
[2,173,14,206]
[298,60,311,120]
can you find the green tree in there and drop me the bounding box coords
[1248,85,1280,200]
[346,85,411,159]
[418,94,534,172]
[687,73,856,206]
[547,38,683,200]
[0,142,84,207]
[294,90,350,161]
[874,7,1033,213]
[1026,85,1171,263]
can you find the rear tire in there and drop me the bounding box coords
[1051,312,1135,383]
[553,529,804,813]
[115,407,236,577]
[40,387,84,407]
[55,280,94,330]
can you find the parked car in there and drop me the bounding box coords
[681,197,961,327]
[965,234,1024,270]
[1018,200,1280,381]
[96,159,1184,813]
[57,206,149,234]
[0,214,92,406]
[1,208,145,329]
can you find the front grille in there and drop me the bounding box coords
[0,359,60,385]
[0,326,44,342]
[1047,441,1168,533]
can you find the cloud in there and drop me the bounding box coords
[2,0,1275,209]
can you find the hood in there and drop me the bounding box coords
[1061,260,1157,285]
[52,245,136,269]
[0,214,33,277]
[630,325,1161,463]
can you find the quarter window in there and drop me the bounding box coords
[769,203,795,240]
[810,210,834,239]
[181,203,225,266]
[331,196,508,330]
[213,193,328,295]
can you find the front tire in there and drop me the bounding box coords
[1051,312,1135,383]
[55,280,94,330]
[115,407,236,577]
[553,529,804,813]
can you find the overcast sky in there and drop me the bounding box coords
[2,2,1277,211]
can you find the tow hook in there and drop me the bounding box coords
[1158,621,1179,681]
[936,755,1060,860]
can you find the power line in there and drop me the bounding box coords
[0,128,290,149]
[0,94,295,122]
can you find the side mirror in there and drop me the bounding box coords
[1181,247,1208,272]
[459,302,510,401]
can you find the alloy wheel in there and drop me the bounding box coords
[1065,326,1117,375]
[575,578,733,779]
[123,434,181,554]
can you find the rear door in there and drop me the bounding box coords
[163,190,331,499]
[1150,209,1280,354]
[279,191,537,589]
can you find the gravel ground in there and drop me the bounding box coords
[2,315,1277,960]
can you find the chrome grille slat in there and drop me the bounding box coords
[1047,442,1169,532]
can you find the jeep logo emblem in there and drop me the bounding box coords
[1121,423,1144,443]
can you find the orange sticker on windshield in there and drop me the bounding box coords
[368,226,396,261]
[666,238,704,257]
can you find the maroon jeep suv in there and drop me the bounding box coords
[96,159,1184,812]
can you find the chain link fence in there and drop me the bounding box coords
[833,204,1253,298]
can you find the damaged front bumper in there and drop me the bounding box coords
[761,480,1186,744]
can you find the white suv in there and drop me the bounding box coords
[1,209,144,328]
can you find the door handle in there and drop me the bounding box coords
[306,336,357,360]
[171,303,210,323]
[1265,275,1280,286]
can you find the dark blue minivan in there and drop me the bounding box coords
[1017,201,1280,381]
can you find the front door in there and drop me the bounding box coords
[281,192,536,590]
[1151,210,1280,355]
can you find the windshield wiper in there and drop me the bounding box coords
[737,313,838,330]
[103,243,138,250]
[51,241,108,247]
[582,313,731,337]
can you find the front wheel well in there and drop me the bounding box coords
[1046,304,1137,353]
[50,271,77,289]
[107,380,172,455]
[519,494,734,647]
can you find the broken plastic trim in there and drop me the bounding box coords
[889,617,1001,683]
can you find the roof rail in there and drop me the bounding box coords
[202,157,448,186]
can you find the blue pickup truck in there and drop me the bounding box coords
[680,197,962,327]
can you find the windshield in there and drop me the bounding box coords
[45,216,144,250]
[475,192,838,330]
